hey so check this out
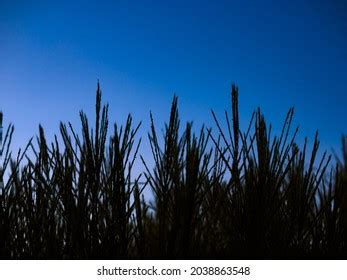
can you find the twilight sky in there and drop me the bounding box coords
[0,0,346,160]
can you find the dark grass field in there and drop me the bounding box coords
[0,83,346,259]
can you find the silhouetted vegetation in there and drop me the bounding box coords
[0,83,346,259]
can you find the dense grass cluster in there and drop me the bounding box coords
[0,84,346,259]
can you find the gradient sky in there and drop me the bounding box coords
[1,0,346,161]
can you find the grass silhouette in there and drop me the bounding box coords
[0,83,346,259]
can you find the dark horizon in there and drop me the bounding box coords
[1,84,346,259]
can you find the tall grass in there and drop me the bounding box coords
[0,83,346,259]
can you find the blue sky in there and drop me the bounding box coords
[1,0,346,161]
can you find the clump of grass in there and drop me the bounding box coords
[208,86,334,258]
[0,83,143,259]
[141,96,212,258]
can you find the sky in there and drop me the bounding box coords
[0,0,346,164]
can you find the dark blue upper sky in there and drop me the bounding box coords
[1,0,346,158]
